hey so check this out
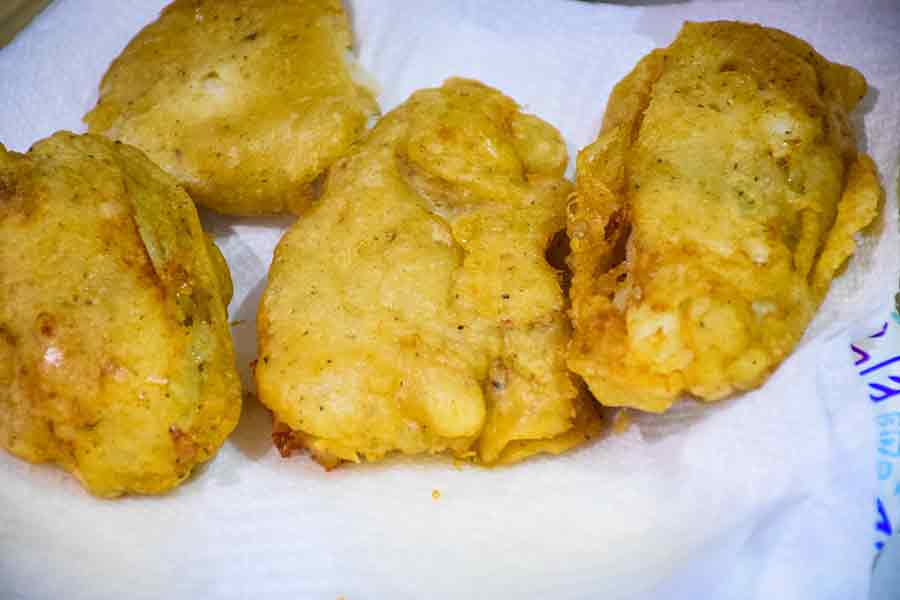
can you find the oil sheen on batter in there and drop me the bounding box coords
[568,21,882,412]
[257,79,603,467]
[0,132,241,496]
[85,0,377,216]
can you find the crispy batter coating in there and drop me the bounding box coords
[84,0,378,216]
[257,79,603,467]
[568,21,882,412]
[0,132,241,496]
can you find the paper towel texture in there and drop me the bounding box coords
[0,1,897,599]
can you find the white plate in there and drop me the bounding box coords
[0,2,898,599]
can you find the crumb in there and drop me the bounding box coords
[431,489,441,500]
[612,409,631,434]
[229,319,246,327]
[452,457,473,470]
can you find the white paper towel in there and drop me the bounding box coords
[0,1,898,599]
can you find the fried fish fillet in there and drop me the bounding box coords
[84,0,378,216]
[0,132,241,496]
[257,79,603,467]
[568,21,882,413]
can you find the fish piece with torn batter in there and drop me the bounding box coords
[257,78,603,468]
[84,0,378,216]
[567,21,882,413]
[0,132,241,496]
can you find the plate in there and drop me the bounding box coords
[0,1,898,599]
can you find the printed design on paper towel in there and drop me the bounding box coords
[852,312,900,554]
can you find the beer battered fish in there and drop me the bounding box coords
[568,21,882,413]
[257,79,603,467]
[0,132,241,496]
[84,0,378,216]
